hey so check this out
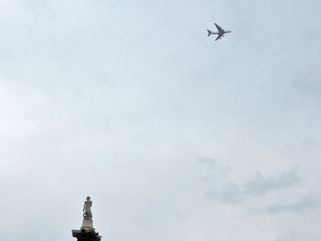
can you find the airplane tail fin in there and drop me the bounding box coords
[207,29,212,36]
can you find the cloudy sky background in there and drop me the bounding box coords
[0,0,321,241]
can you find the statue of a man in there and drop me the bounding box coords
[83,196,92,220]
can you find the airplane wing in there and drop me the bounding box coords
[215,34,222,41]
[215,23,224,32]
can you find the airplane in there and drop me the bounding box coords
[207,23,231,41]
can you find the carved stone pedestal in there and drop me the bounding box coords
[72,229,102,241]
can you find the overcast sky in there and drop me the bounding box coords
[0,0,321,241]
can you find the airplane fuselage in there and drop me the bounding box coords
[207,30,231,35]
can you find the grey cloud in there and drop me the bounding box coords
[243,169,301,196]
[206,184,244,204]
[264,197,320,214]
[198,157,232,185]
[206,169,301,204]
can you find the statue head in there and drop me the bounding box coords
[86,196,91,201]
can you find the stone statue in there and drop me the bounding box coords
[72,196,101,241]
[80,196,94,230]
[83,196,93,220]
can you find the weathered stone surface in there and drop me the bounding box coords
[81,219,94,231]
